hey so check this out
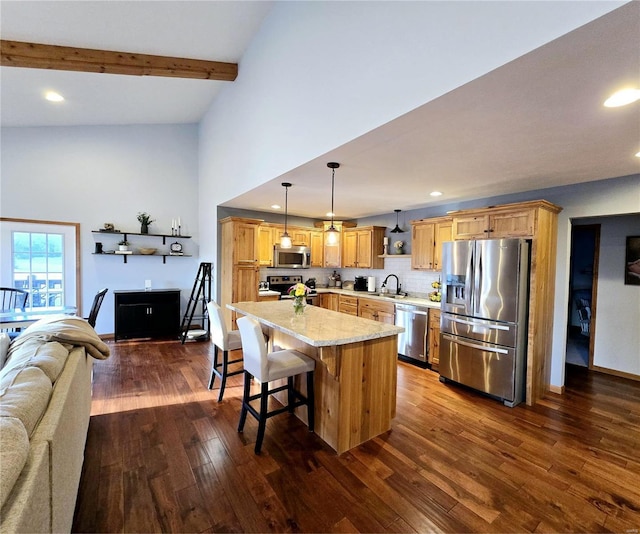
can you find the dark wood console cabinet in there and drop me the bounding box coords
[114,289,180,341]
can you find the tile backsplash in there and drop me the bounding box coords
[261,256,441,298]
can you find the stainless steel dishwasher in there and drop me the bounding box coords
[395,303,429,364]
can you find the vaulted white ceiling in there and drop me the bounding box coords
[2,1,638,219]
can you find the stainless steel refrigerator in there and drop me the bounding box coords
[439,238,530,407]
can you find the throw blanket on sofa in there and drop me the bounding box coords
[8,315,110,361]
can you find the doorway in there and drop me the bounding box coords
[566,224,600,368]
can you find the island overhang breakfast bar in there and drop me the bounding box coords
[227,300,404,454]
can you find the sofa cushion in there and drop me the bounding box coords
[0,366,52,437]
[0,416,29,508]
[2,338,69,384]
[0,333,10,369]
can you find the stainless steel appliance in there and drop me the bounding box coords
[266,275,318,305]
[354,276,368,291]
[395,303,429,365]
[439,238,530,407]
[273,245,310,269]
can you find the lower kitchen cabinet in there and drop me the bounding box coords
[320,292,339,311]
[338,295,358,316]
[358,297,395,324]
[114,289,180,341]
[428,309,441,370]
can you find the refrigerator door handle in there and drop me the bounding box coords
[474,244,482,315]
[466,244,474,312]
[442,334,509,354]
[448,316,510,331]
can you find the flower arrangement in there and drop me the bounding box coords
[137,212,154,234]
[289,283,311,315]
[394,240,404,254]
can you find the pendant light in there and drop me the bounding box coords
[280,182,292,249]
[325,162,340,246]
[390,209,405,233]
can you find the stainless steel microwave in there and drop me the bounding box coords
[273,245,311,269]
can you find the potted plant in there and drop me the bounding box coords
[137,212,155,234]
[118,239,130,251]
[394,240,404,254]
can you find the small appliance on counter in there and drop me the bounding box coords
[354,276,368,291]
[367,276,376,293]
[305,277,316,289]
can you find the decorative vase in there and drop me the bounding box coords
[141,223,149,234]
[119,245,128,251]
[395,247,404,255]
[293,296,306,316]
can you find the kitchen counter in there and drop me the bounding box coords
[227,300,403,454]
[257,289,281,298]
[315,287,441,308]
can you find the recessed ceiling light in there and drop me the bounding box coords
[430,191,443,197]
[603,88,640,108]
[45,91,64,102]
[635,151,640,158]
[271,204,281,210]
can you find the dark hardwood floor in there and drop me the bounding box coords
[73,340,640,533]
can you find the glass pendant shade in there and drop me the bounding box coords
[325,162,340,247]
[280,182,292,249]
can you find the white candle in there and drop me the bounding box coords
[178,217,181,227]
[383,237,389,245]
[172,218,176,229]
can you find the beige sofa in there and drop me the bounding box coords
[0,316,110,533]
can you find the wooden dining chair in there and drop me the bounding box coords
[236,316,315,454]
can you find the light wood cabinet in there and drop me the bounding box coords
[220,217,261,330]
[319,292,339,311]
[358,297,395,324]
[427,309,441,370]
[411,217,451,271]
[258,225,277,267]
[452,205,535,240]
[342,226,385,269]
[291,228,311,246]
[310,230,324,267]
[338,294,358,316]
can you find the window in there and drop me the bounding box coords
[1,219,79,309]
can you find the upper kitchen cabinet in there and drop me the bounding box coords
[451,200,559,240]
[220,217,261,329]
[291,229,311,246]
[310,230,324,267]
[411,217,452,271]
[258,224,278,267]
[343,226,386,269]
[315,221,356,268]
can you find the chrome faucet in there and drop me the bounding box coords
[381,274,401,295]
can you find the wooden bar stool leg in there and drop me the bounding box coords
[306,370,315,432]
[238,371,251,432]
[255,382,269,454]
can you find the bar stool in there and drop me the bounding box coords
[236,316,315,454]
[206,301,244,402]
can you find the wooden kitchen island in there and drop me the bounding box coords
[227,300,404,454]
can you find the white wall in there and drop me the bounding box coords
[1,124,200,334]
[199,0,622,274]
[591,215,640,375]
[549,175,640,387]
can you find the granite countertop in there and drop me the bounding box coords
[227,300,404,347]
[315,287,440,309]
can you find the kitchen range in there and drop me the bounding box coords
[266,275,318,306]
[439,238,530,407]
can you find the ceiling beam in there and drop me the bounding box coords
[0,40,238,81]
